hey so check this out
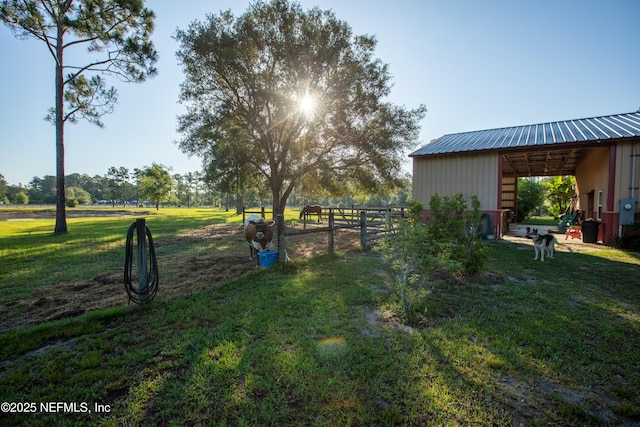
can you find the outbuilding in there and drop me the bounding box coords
[409,111,640,244]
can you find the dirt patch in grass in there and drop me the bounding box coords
[0,222,361,331]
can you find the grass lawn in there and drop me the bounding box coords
[1,208,639,425]
[520,216,558,226]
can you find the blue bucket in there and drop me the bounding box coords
[258,250,278,268]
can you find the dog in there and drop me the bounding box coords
[526,228,558,262]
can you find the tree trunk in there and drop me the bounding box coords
[272,178,296,217]
[54,25,67,234]
[235,194,243,215]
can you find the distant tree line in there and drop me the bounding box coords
[1,165,210,209]
[0,167,412,210]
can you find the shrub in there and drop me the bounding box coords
[380,195,487,322]
[378,200,429,321]
[426,194,487,277]
[617,223,640,252]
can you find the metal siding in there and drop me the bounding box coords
[412,153,497,209]
[614,142,639,206]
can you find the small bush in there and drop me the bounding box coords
[426,193,487,278]
[66,198,79,208]
[380,195,487,321]
[617,223,640,251]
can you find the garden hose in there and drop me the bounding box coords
[124,221,159,305]
[479,213,492,239]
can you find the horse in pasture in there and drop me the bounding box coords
[299,205,322,222]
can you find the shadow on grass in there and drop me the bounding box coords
[428,239,640,424]
[1,235,639,425]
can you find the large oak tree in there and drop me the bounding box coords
[175,0,426,216]
[1,0,157,233]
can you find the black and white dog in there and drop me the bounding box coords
[526,228,558,262]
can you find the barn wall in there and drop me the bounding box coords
[614,141,640,208]
[412,153,499,210]
[575,146,609,218]
[574,145,615,243]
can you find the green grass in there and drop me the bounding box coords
[1,209,639,425]
[520,215,558,226]
[0,207,300,304]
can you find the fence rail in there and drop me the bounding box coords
[276,207,406,262]
[242,206,273,223]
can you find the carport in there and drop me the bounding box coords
[410,111,640,244]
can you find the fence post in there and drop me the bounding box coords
[277,214,286,263]
[360,210,368,250]
[242,206,245,223]
[136,218,149,306]
[261,206,266,219]
[328,209,335,253]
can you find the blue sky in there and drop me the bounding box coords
[1,0,639,186]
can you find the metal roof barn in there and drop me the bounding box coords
[410,112,640,177]
[410,111,640,245]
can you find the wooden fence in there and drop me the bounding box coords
[357,207,406,248]
[276,207,406,262]
[242,206,273,223]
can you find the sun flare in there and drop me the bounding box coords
[298,93,315,115]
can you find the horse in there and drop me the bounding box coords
[299,205,322,222]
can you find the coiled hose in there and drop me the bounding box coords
[124,221,159,305]
[479,213,493,239]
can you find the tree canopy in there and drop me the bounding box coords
[542,175,575,218]
[175,0,426,215]
[139,163,173,210]
[1,0,157,233]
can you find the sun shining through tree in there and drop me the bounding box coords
[298,93,316,116]
[175,0,426,216]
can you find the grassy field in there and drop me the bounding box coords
[1,208,639,426]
